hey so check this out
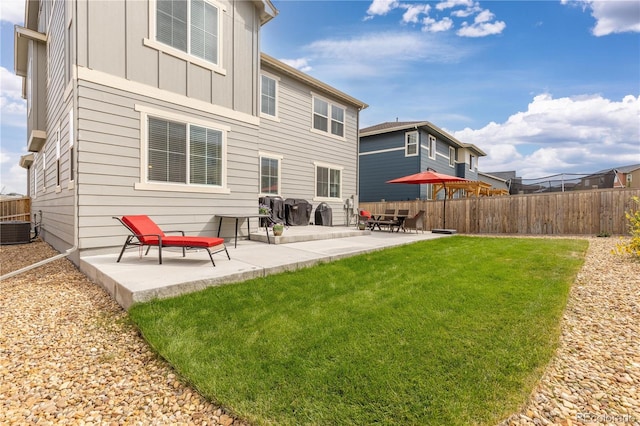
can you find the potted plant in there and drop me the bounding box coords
[272,223,284,236]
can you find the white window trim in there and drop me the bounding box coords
[260,72,280,121]
[144,0,227,76]
[428,134,436,160]
[405,131,419,157]
[313,161,343,201]
[55,127,61,191]
[258,151,283,196]
[469,154,477,171]
[449,146,455,167]
[310,93,347,141]
[134,104,231,194]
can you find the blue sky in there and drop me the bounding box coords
[1,0,639,195]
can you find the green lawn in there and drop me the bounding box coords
[129,236,587,425]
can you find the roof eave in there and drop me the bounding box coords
[253,0,278,25]
[261,53,368,110]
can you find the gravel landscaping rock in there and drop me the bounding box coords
[1,237,638,425]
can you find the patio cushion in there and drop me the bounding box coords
[122,215,165,244]
[160,236,225,248]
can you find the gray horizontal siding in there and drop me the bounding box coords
[76,79,262,250]
[257,65,361,225]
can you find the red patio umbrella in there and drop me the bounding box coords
[386,169,469,232]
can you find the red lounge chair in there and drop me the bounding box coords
[113,215,230,267]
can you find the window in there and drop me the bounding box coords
[428,135,436,159]
[147,116,223,186]
[68,110,74,184]
[405,131,418,156]
[316,164,342,199]
[449,146,455,167]
[312,96,345,138]
[56,128,61,188]
[469,154,476,171]
[42,151,46,191]
[260,155,280,194]
[156,0,219,64]
[261,74,277,117]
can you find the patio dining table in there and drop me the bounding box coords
[216,213,272,248]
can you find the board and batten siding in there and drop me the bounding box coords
[258,64,360,225]
[77,0,261,117]
[75,79,262,252]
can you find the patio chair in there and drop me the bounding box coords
[113,215,230,267]
[403,210,426,233]
[396,209,410,232]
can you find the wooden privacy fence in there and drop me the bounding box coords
[360,188,640,235]
[0,197,31,222]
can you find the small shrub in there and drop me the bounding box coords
[614,196,640,258]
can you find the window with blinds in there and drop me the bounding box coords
[148,116,222,186]
[156,0,219,65]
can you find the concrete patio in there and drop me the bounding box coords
[80,226,450,310]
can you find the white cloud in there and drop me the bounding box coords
[366,0,400,18]
[0,0,25,24]
[422,17,454,33]
[562,0,640,36]
[1,66,27,129]
[304,31,467,78]
[402,4,431,24]
[457,9,506,37]
[452,94,640,178]
[279,58,313,73]
[365,0,504,37]
[435,0,477,11]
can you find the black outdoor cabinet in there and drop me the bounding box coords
[314,202,332,226]
[284,198,312,226]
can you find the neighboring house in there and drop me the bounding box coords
[612,164,640,189]
[478,171,509,195]
[358,121,486,202]
[15,0,367,265]
[576,164,640,191]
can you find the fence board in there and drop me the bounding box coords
[0,197,31,222]
[360,188,640,235]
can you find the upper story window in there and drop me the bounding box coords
[449,146,455,167]
[312,96,345,138]
[146,0,225,74]
[428,134,436,160]
[261,74,277,118]
[469,154,477,171]
[157,0,219,63]
[405,131,418,157]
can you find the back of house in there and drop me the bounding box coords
[15,0,367,263]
